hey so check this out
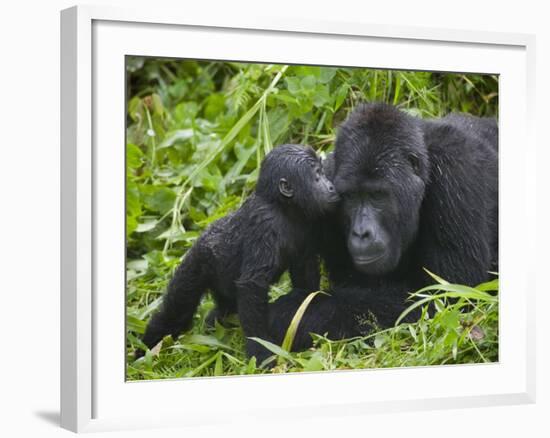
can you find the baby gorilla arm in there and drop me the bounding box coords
[289,253,321,292]
[235,242,282,364]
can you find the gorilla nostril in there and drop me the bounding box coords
[327,183,335,192]
[352,229,371,240]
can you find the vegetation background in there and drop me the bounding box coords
[125,58,499,380]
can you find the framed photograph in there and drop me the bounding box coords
[61,4,536,433]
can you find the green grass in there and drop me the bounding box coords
[127,274,498,379]
[125,57,499,380]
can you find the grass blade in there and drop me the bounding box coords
[282,291,327,352]
[423,268,450,285]
[475,278,499,292]
[248,337,295,363]
[396,281,498,326]
[182,65,288,189]
[411,283,497,302]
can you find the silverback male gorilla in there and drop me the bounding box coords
[269,103,498,350]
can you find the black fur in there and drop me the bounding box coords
[137,144,338,362]
[269,103,498,350]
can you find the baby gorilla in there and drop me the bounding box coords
[136,144,338,363]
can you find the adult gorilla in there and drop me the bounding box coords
[269,103,498,350]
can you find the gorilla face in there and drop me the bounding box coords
[289,147,340,217]
[333,103,429,275]
[337,181,399,274]
[334,166,422,275]
[257,144,340,219]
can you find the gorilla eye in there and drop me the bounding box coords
[408,154,421,175]
[343,192,360,202]
[369,190,386,200]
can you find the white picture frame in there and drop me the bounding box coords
[60,4,537,433]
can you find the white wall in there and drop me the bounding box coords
[0,1,547,436]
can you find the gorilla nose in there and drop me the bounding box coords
[352,226,373,240]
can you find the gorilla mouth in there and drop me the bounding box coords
[353,252,385,266]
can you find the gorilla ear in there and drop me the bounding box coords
[279,178,294,198]
[408,154,421,175]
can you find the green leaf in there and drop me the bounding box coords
[214,352,224,376]
[142,187,176,214]
[135,220,158,233]
[223,145,255,185]
[285,77,301,95]
[303,353,325,371]
[412,283,497,302]
[127,315,146,334]
[476,278,499,292]
[374,334,386,349]
[126,215,138,239]
[452,341,458,360]
[151,93,165,116]
[183,334,235,351]
[444,330,458,347]
[127,143,144,168]
[199,170,223,192]
[334,84,349,111]
[396,283,497,326]
[282,291,327,353]
[301,75,316,91]
[408,325,418,341]
[158,129,194,149]
[144,349,153,369]
[440,309,460,329]
[155,229,199,243]
[204,93,226,120]
[126,258,148,272]
[184,353,219,378]
[269,93,297,105]
[319,67,336,84]
[248,337,295,362]
[267,108,290,144]
[423,268,450,285]
[312,84,330,108]
[126,178,141,237]
[128,96,143,122]
[246,356,257,374]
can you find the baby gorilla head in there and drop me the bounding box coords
[256,144,339,218]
